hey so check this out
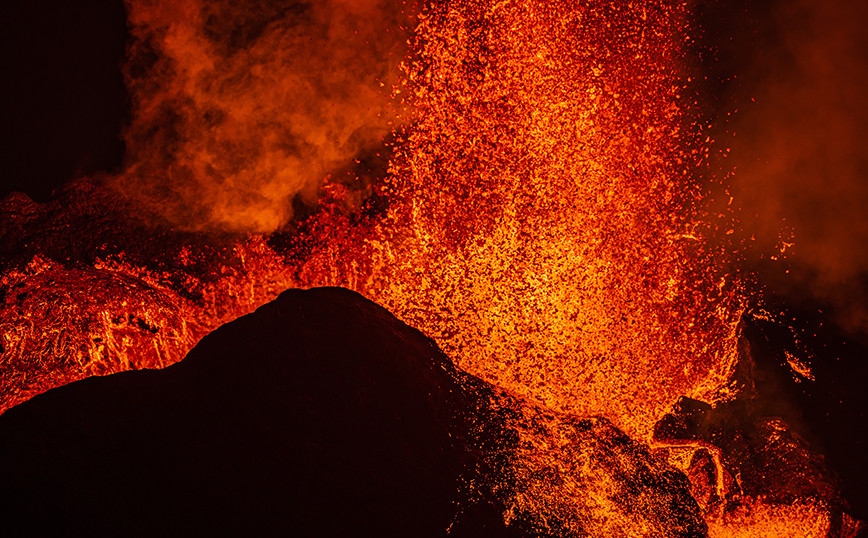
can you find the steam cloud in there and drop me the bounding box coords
[112,0,414,232]
[727,0,868,333]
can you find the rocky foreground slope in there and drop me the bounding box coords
[0,287,706,537]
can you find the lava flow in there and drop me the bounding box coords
[0,0,860,535]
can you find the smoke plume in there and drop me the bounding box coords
[726,0,868,334]
[112,0,415,232]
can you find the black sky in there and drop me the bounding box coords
[0,0,128,201]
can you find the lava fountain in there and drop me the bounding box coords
[284,0,745,445]
[0,0,860,535]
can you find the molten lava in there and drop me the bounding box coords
[299,0,745,441]
[0,0,859,535]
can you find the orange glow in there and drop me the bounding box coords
[706,500,832,538]
[0,238,293,413]
[297,0,745,440]
[0,0,851,534]
[113,0,415,232]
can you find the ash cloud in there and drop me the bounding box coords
[724,0,868,334]
[112,0,415,232]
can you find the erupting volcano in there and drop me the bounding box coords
[0,0,865,536]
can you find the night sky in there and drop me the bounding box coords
[0,0,128,201]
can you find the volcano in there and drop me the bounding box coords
[1,0,867,535]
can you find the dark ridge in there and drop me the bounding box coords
[0,287,522,537]
[0,287,707,537]
[0,177,246,274]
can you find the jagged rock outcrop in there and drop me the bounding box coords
[0,287,706,537]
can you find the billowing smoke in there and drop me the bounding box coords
[726,0,868,334]
[112,0,415,232]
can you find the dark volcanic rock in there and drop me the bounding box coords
[0,287,706,537]
[0,287,510,536]
[654,396,842,506]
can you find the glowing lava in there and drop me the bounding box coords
[299,0,745,440]
[2,0,850,535]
